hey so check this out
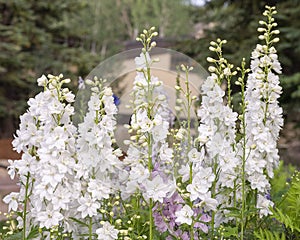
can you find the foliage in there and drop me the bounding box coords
[275,170,300,237]
[254,229,286,240]
[254,170,300,240]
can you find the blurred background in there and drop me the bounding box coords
[0,0,299,166]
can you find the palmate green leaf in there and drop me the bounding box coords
[254,228,286,240]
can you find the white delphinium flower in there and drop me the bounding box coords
[75,77,123,236]
[3,192,19,212]
[77,193,101,218]
[199,193,219,212]
[8,74,79,234]
[135,52,151,69]
[197,41,239,225]
[143,174,175,203]
[245,11,283,199]
[256,194,274,217]
[175,205,194,225]
[96,221,119,240]
[122,33,175,202]
[36,205,64,229]
[187,167,215,201]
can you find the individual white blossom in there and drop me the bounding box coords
[96,222,119,240]
[3,192,19,212]
[187,167,215,201]
[257,194,274,217]
[135,52,151,69]
[77,193,101,218]
[175,205,194,225]
[143,175,175,203]
[36,205,64,229]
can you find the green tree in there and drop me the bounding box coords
[177,0,300,110]
[0,0,202,138]
[0,0,96,137]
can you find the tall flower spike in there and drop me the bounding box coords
[122,27,176,239]
[197,39,239,227]
[245,6,283,216]
[9,74,79,235]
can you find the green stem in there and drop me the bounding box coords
[22,173,31,240]
[185,69,194,240]
[227,76,232,107]
[210,161,218,239]
[144,50,154,240]
[240,65,247,240]
[185,72,192,185]
[88,217,93,240]
[147,133,154,239]
[149,198,153,240]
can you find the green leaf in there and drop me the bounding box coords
[222,226,239,237]
[5,232,23,240]
[70,217,89,227]
[27,226,39,239]
[254,228,286,240]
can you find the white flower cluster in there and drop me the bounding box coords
[5,74,79,231]
[196,72,239,223]
[3,11,284,238]
[75,78,124,238]
[122,50,175,202]
[245,42,283,215]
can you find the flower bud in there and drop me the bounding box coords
[151,41,156,47]
[272,30,280,35]
[250,144,257,149]
[259,20,266,25]
[210,41,217,46]
[181,64,187,71]
[176,99,183,104]
[209,46,216,52]
[85,79,94,85]
[175,106,182,112]
[62,78,71,84]
[208,66,216,73]
[207,57,215,63]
